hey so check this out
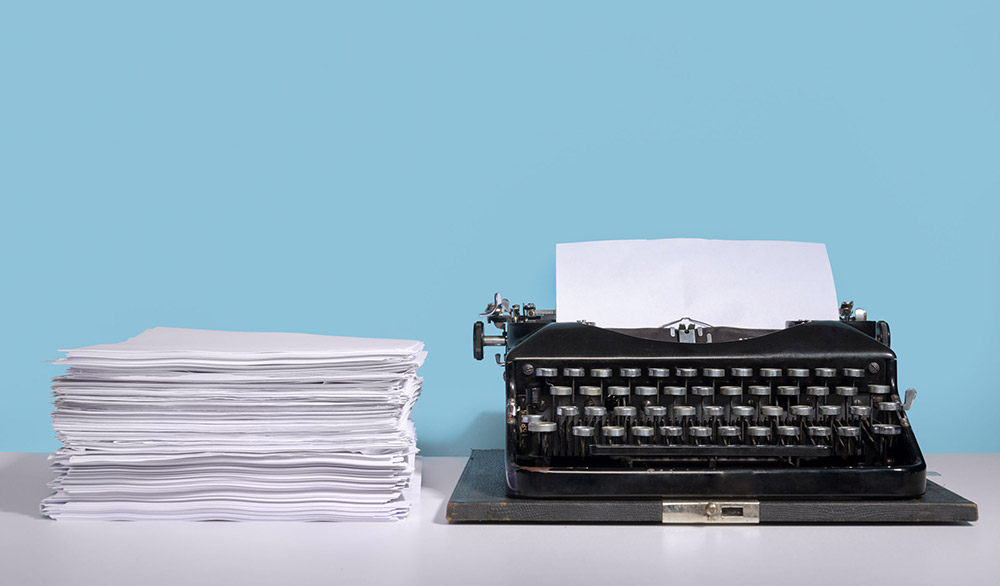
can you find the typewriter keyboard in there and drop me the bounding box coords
[515,366,909,466]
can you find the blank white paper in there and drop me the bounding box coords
[556,238,839,329]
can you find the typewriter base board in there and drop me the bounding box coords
[446,450,978,524]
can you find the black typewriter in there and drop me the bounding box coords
[472,294,926,499]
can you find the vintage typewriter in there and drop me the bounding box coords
[472,294,925,500]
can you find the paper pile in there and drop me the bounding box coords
[42,327,425,521]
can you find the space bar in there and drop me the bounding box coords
[588,444,832,458]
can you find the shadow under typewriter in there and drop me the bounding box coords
[450,295,979,524]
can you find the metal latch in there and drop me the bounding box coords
[661,500,760,524]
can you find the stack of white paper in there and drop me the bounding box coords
[42,327,425,521]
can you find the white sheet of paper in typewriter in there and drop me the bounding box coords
[556,238,839,330]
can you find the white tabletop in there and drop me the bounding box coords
[1,452,997,586]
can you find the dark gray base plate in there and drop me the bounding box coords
[447,450,979,524]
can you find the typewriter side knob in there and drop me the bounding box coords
[473,321,506,361]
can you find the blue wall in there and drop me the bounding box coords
[2,2,997,455]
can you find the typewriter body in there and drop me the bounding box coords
[473,294,926,499]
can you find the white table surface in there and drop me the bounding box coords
[1,452,997,586]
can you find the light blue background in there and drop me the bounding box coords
[2,2,997,456]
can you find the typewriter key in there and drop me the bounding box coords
[703,405,725,418]
[648,368,671,377]
[632,426,654,437]
[747,426,771,437]
[842,368,865,378]
[675,367,698,377]
[777,425,799,437]
[688,426,712,438]
[760,406,783,417]
[760,368,782,377]
[703,368,726,377]
[836,426,861,437]
[731,405,755,417]
[691,386,714,396]
[872,424,901,436]
[849,405,872,418]
[806,386,830,397]
[572,425,595,437]
[868,384,891,395]
[556,405,579,418]
[730,367,753,377]
[748,385,770,396]
[534,368,558,377]
[876,401,902,412]
[662,386,686,396]
[787,368,810,378]
[807,426,832,437]
[579,386,602,396]
[527,421,557,433]
[659,425,683,438]
[777,386,800,396]
[718,425,740,437]
[549,385,573,396]
[602,426,626,438]
[563,368,585,377]
[673,405,696,418]
[644,405,667,418]
[835,386,858,396]
[584,406,607,418]
[590,368,612,378]
[790,405,814,417]
[608,386,630,397]
[634,386,658,396]
[620,368,642,377]
[818,405,843,417]
[719,386,742,396]
[815,368,837,378]
[613,406,637,418]
[525,414,544,423]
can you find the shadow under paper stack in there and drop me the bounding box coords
[42,327,425,521]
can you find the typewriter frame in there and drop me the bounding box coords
[474,296,927,500]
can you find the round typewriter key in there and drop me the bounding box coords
[872,424,901,436]
[815,368,837,378]
[673,405,696,418]
[563,368,585,377]
[835,386,858,396]
[675,367,698,377]
[836,426,861,437]
[876,401,902,412]
[572,425,595,437]
[748,385,771,396]
[527,421,557,433]
[849,405,872,418]
[602,426,626,438]
[703,405,725,418]
[747,426,771,437]
[613,406,637,418]
[787,368,810,378]
[777,386,800,396]
[534,367,558,377]
[760,368,782,377]
[807,426,832,437]
[818,405,843,417]
[590,368,612,378]
[662,386,686,396]
[731,367,753,377]
[620,367,642,377]
[868,384,891,395]
[634,386,658,396]
[691,386,714,396]
[790,405,814,417]
[525,414,544,423]
[719,386,742,396]
[659,425,683,437]
[632,426,654,437]
[549,385,573,396]
[607,386,630,397]
[806,386,830,397]
[731,405,755,417]
[777,425,800,437]
[842,368,865,378]
[645,405,668,417]
[760,405,784,417]
[718,426,740,437]
[579,386,602,396]
[584,405,607,418]
[556,406,580,417]
[688,426,712,438]
[648,368,671,377]
[703,368,726,377]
